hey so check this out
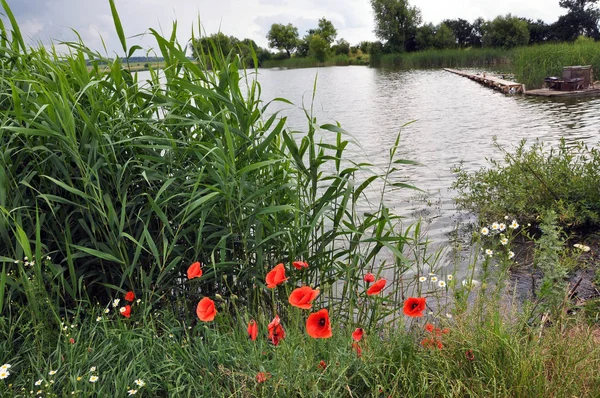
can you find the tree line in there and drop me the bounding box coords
[189,0,600,63]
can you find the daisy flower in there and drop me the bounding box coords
[89,375,99,383]
[510,220,519,229]
[491,222,500,230]
[35,380,42,386]
[89,367,96,372]
[481,227,489,235]
[0,364,10,371]
[485,249,493,257]
[0,370,9,379]
[430,276,438,283]
[438,281,446,288]
[500,237,508,245]
[499,223,506,231]
[419,276,427,282]
[96,316,102,322]
[447,275,453,281]
[128,390,138,396]
[134,379,145,387]
[112,299,120,308]
[508,251,515,259]
[104,308,110,314]
[48,370,57,376]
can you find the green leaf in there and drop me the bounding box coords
[109,0,127,54]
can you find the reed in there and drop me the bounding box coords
[372,47,512,69]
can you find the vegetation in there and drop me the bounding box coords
[452,139,600,231]
[266,23,299,57]
[372,47,511,69]
[482,14,530,49]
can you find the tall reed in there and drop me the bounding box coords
[372,48,512,69]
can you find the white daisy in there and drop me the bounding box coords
[447,275,453,281]
[510,220,519,229]
[438,281,446,288]
[89,367,96,372]
[48,370,57,376]
[112,299,120,307]
[96,316,102,322]
[0,364,10,371]
[499,223,506,231]
[419,276,427,282]
[35,380,42,386]
[430,276,438,283]
[500,237,508,245]
[128,390,138,396]
[485,249,493,256]
[491,222,500,230]
[89,375,99,383]
[508,251,515,259]
[134,379,145,387]
[481,227,489,235]
[0,370,9,379]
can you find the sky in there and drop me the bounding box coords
[3,0,566,57]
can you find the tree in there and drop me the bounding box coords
[553,0,600,40]
[443,18,473,47]
[313,18,338,45]
[308,34,329,62]
[266,23,299,57]
[416,23,436,50]
[433,23,456,49]
[469,17,485,47]
[523,19,551,44]
[332,38,350,55]
[370,0,422,52]
[482,14,530,49]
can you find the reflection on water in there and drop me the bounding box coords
[253,66,600,245]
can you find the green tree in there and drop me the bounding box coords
[443,18,473,47]
[469,17,485,47]
[266,23,299,57]
[482,14,530,49]
[312,18,338,45]
[332,38,350,55]
[416,23,436,50]
[553,0,600,40]
[308,34,329,62]
[370,0,422,52]
[434,23,456,49]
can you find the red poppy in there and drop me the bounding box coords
[351,342,362,357]
[306,309,332,339]
[119,305,131,318]
[425,323,434,332]
[247,320,258,341]
[465,349,475,361]
[124,290,135,302]
[366,279,386,296]
[268,315,286,346]
[403,297,426,317]
[69,338,75,344]
[292,261,309,270]
[433,327,443,336]
[421,338,434,348]
[265,263,287,288]
[256,372,270,383]
[187,261,202,280]
[363,273,375,283]
[352,327,364,342]
[442,328,450,334]
[436,341,443,350]
[196,297,217,322]
[318,360,327,370]
[288,286,320,309]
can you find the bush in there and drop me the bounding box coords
[452,139,600,231]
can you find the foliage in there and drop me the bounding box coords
[554,0,600,40]
[482,14,530,49]
[308,34,330,62]
[443,18,474,47]
[266,23,299,57]
[434,23,456,49]
[189,33,270,67]
[372,47,511,68]
[511,38,600,88]
[332,38,350,55]
[307,18,338,45]
[452,139,600,231]
[370,0,422,52]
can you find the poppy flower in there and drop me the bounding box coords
[268,315,286,346]
[425,323,434,332]
[352,328,364,342]
[124,291,135,302]
[288,286,320,309]
[119,305,131,318]
[421,338,434,348]
[465,349,475,361]
[265,263,287,288]
[196,297,217,322]
[403,297,426,317]
[256,372,270,383]
[247,320,258,341]
[442,328,450,334]
[318,360,327,370]
[351,342,362,357]
[292,261,308,270]
[363,273,375,283]
[69,338,75,344]
[306,309,332,339]
[187,261,202,280]
[366,279,386,296]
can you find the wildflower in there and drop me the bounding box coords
[268,315,285,346]
[500,237,508,245]
[481,227,489,235]
[196,297,217,322]
[96,316,102,322]
[187,261,202,280]
[419,276,427,282]
[465,349,475,361]
[48,370,57,376]
[292,261,308,270]
[430,276,438,283]
[574,243,591,252]
[112,299,120,307]
[288,286,320,309]
[504,215,509,220]
[442,328,449,334]
[265,263,287,288]
[306,309,333,339]
[256,372,270,383]
[69,338,75,344]
[352,327,364,342]
[428,272,436,276]
[366,279,386,296]
[76,376,82,381]
[318,360,327,370]
[0,370,9,379]
[508,251,515,259]
[485,249,493,257]
[136,299,142,304]
[89,375,99,383]
[351,342,362,357]
[120,305,131,318]
[0,364,10,371]
[425,323,434,332]
[403,297,426,317]
[104,308,110,314]
[247,320,258,341]
[35,380,42,386]
[447,275,453,281]
[124,291,135,302]
[491,222,500,230]
[510,220,519,229]
[128,390,138,396]
[438,281,446,288]
[499,223,506,231]
[134,379,145,387]
[363,273,375,283]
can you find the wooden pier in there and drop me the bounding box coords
[444,68,524,94]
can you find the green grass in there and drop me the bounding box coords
[372,48,512,69]
[262,54,370,69]
[512,39,600,89]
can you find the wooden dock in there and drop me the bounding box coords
[524,87,600,97]
[444,68,524,94]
